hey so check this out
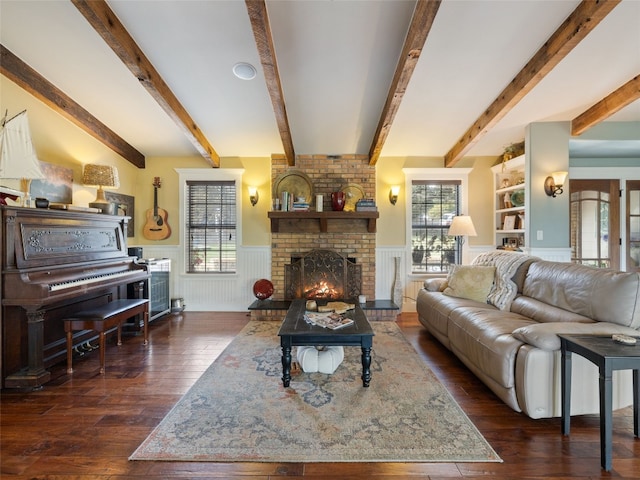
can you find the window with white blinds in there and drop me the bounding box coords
[186,180,237,273]
[411,180,461,273]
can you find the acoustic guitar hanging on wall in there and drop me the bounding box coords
[143,177,171,240]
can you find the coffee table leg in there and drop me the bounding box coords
[281,345,292,387]
[361,346,371,387]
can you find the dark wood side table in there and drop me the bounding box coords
[277,299,375,387]
[559,334,639,471]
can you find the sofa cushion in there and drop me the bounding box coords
[523,261,640,329]
[416,290,496,342]
[471,251,539,311]
[512,322,640,351]
[510,296,594,324]
[443,265,495,303]
[448,307,535,388]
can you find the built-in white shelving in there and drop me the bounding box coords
[491,155,527,250]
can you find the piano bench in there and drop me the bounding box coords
[64,299,150,375]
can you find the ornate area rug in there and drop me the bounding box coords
[130,321,501,463]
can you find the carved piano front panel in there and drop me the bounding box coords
[6,208,127,270]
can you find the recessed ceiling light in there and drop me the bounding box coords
[232,62,257,80]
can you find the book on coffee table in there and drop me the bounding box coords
[304,311,354,330]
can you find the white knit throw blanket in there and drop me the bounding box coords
[472,251,539,311]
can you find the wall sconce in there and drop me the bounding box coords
[544,171,568,198]
[389,185,400,205]
[248,186,259,206]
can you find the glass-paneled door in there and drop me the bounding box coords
[570,180,620,270]
[626,180,640,273]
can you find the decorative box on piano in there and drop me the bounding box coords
[0,205,150,389]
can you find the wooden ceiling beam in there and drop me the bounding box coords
[368,0,441,166]
[72,0,220,168]
[444,0,621,167]
[0,44,145,168]
[571,74,640,136]
[246,0,296,166]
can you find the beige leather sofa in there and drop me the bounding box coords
[416,251,640,419]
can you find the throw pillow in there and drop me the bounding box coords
[443,265,496,303]
[471,251,539,311]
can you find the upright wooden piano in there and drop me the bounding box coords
[0,206,150,389]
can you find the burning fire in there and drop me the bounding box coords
[304,280,340,300]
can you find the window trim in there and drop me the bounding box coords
[176,168,244,276]
[403,168,472,278]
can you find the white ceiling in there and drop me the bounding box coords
[1,0,639,163]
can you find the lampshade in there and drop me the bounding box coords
[82,164,120,188]
[448,215,477,237]
[551,171,568,186]
[544,170,569,197]
[82,164,120,205]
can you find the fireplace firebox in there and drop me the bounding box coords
[284,249,362,301]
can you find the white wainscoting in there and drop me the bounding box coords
[470,245,572,263]
[375,247,407,310]
[404,279,425,313]
[467,245,494,261]
[376,245,505,313]
[527,247,572,262]
[135,244,570,312]
[133,245,271,312]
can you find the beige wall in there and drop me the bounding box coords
[376,155,496,247]
[110,155,272,247]
[467,156,497,247]
[2,74,497,250]
[375,156,410,247]
[1,76,139,207]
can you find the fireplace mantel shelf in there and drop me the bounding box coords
[268,211,379,233]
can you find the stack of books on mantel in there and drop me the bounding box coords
[291,201,310,211]
[355,198,377,211]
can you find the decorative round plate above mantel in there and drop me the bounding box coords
[341,183,365,212]
[273,170,314,206]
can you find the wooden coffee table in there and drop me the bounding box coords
[278,299,375,387]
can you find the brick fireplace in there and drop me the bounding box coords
[250,154,397,322]
[270,154,375,301]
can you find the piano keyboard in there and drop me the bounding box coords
[49,270,140,291]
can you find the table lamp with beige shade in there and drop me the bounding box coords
[0,110,45,206]
[82,164,120,214]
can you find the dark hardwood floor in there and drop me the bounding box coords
[1,311,638,479]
